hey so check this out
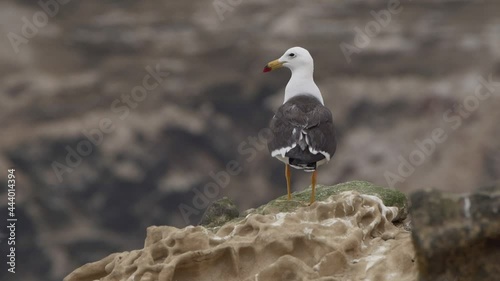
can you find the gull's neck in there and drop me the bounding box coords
[284,67,323,105]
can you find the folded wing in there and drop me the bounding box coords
[268,95,337,169]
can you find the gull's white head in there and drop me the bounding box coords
[263,46,322,104]
[263,47,314,73]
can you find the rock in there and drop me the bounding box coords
[199,196,239,228]
[60,254,119,281]
[200,181,408,231]
[64,191,416,281]
[254,180,408,221]
[410,183,500,281]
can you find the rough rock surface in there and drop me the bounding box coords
[199,196,239,228]
[250,180,409,223]
[201,181,408,230]
[410,183,500,281]
[64,190,416,281]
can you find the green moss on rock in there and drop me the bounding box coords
[254,181,408,220]
[199,197,239,228]
[202,181,408,230]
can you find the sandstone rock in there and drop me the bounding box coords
[410,183,500,281]
[201,181,408,232]
[64,191,416,281]
[254,180,408,220]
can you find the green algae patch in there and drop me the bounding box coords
[254,181,408,220]
[203,181,408,230]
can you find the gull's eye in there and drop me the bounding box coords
[288,53,295,57]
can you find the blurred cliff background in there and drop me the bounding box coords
[0,0,499,280]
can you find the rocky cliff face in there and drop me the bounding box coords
[64,187,415,281]
[410,183,500,281]
[64,181,500,281]
[0,1,499,281]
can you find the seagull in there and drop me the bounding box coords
[263,47,337,204]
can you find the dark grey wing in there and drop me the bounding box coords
[303,106,337,159]
[268,103,307,156]
[268,96,337,162]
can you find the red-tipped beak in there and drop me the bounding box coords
[262,59,283,73]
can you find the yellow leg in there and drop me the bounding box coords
[310,170,317,204]
[285,164,292,200]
